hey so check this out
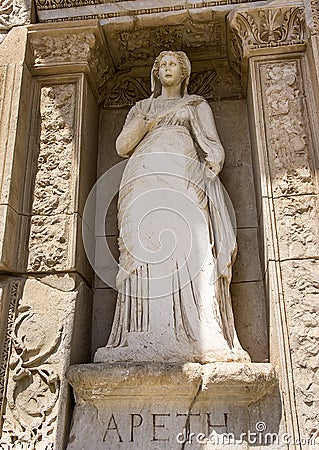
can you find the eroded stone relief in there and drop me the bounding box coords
[0,0,31,43]
[28,84,76,272]
[281,260,319,440]
[261,60,316,197]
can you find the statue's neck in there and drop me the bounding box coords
[160,84,182,99]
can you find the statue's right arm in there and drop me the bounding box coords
[116,114,150,158]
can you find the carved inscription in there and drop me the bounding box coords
[28,84,76,272]
[100,411,228,444]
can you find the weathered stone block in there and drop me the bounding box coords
[67,362,277,450]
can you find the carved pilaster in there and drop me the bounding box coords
[228,7,306,84]
[0,24,100,446]
[248,54,319,446]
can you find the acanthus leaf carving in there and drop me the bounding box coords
[231,7,305,49]
[228,7,306,76]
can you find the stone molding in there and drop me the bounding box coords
[67,362,278,448]
[68,362,277,403]
[228,6,306,81]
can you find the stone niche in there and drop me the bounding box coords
[68,5,277,450]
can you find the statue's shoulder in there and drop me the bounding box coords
[134,97,153,111]
[184,94,208,105]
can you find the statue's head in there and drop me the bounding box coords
[151,51,191,98]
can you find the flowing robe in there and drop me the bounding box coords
[100,95,249,363]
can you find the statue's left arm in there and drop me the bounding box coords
[190,99,225,177]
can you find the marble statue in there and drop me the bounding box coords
[94,51,250,364]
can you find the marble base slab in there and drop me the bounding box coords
[67,362,278,449]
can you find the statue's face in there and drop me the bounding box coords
[158,53,183,88]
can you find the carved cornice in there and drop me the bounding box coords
[228,7,306,78]
[36,0,257,14]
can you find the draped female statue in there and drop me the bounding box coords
[94,51,250,364]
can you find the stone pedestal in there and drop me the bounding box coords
[67,362,277,449]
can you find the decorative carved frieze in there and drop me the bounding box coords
[112,19,224,69]
[35,0,258,13]
[228,7,306,77]
[305,0,319,34]
[260,60,316,197]
[28,84,76,272]
[2,302,61,446]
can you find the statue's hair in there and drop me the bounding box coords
[151,51,191,98]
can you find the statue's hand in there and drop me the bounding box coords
[139,113,158,132]
[203,161,218,180]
